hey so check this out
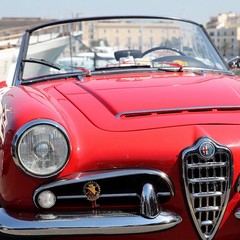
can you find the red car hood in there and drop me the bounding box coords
[55,71,240,131]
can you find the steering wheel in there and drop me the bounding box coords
[142,47,186,57]
[142,47,207,68]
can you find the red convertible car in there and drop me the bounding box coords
[0,16,240,240]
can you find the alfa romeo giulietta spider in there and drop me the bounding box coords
[0,16,240,240]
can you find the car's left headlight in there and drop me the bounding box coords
[12,120,70,177]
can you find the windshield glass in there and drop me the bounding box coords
[21,17,228,80]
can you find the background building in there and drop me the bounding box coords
[206,12,240,59]
[81,19,181,52]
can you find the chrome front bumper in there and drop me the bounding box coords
[0,208,182,236]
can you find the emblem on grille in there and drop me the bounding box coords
[199,141,215,159]
[83,181,101,201]
[182,138,233,240]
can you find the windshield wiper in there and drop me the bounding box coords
[95,64,151,71]
[22,58,61,70]
[156,62,183,72]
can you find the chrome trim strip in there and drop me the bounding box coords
[57,192,171,200]
[0,209,182,236]
[157,192,171,197]
[57,193,139,200]
[116,105,240,118]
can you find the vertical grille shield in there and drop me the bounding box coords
[182,138,233,240]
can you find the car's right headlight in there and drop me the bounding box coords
[12,119,70,178]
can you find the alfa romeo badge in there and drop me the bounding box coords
[199,141,215,159]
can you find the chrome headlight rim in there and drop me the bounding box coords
[12,119,70,178]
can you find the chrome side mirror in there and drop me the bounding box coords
[228,56,240,75]
[228,56,240,69]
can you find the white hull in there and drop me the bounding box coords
[0,35,70,84]
[0,47,19,82]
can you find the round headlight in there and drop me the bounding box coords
[12,120,70,177]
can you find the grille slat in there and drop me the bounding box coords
[187,162,226,168]
[182,138,233,240]
[193,191,222,198]
[201,220,213,226]
[195,206,220,212]
[189,177,226,183]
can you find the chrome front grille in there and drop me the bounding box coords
[182,138,233,240]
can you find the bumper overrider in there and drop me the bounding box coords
[0,169,182,237]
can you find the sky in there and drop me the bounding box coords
[0,0,240,25]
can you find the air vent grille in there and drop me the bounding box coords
[34,169,174,213]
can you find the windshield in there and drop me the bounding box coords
[19,16,229,80]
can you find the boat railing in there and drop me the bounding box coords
[0,26,26,49]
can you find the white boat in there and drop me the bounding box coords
[0,34,72,84]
